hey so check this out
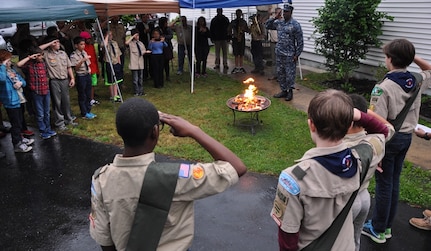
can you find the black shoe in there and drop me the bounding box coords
[224,65,229,69]
[213,65,220,69]
[273,91,288,98]
[285,89,293,101]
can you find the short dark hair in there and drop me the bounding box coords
[116,98,159,147]
[29,46,43,55]
[42,36,58,44]
[46,26,58,37]
[383,39,415,69]
[130,28,139,36]
[308,89,353,141]
[73,36,85,45]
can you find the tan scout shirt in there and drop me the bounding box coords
[43,49,72,80]
[90,152,239,251]
[70,49,91,75]
[271,143,360,251]
[104,40,122,65]
[369,69,431,133]
[128,40,145,70]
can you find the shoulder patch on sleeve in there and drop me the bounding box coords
[179,163,190,178]
[192,165,205,179]
[279,172,300,195]
[371,86,384,96]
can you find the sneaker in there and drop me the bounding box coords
[239,67,246,73]
[213,65,220,70]
[361,220,386,244]
[41,132,51,140]
[69,122,79,127]
[22,137,34,146]
[231,67,238,74]
[47,130,57,137]
[114,95,122,103]
[14,142,32,153]
[195,73,200,78]
[57,125,68,131]
[409,217,431,230]
[89,112,97,118]
[384,228,392,239]
[83,113,95,119]
[423,209,431,218]
[202,73,208,78]
[285,89,293,101]
[176,70,183,75]
[273,91,288,98]
[21,129,34,136]
[90,99,100,106]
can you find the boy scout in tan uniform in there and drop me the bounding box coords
[89,98,247,251]
[344,94,394,251]
[39,37,76,131]
[270,89,386,251]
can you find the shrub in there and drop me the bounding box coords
[312,0,393,83]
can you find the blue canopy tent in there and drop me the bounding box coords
[0,0,97,23]
[179,0,282,9]
[178,0,284,92]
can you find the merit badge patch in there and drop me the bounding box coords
[371,86,383,96]
[179,163,191,178]
[192,166,205,179]
[279,172,300,195]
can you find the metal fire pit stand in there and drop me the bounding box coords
[226,96,271,135]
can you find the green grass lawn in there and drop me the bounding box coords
[5,54,431,208]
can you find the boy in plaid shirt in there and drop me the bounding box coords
[18,47,57,140]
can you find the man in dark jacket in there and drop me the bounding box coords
[210,8,230,70]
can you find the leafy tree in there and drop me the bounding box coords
[312,0,393,83]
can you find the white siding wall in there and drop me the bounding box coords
[179,0,431,77]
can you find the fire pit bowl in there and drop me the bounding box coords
[226,95,271,135]
[226,94,271,112]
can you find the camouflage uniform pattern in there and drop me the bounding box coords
[267,18,303,91]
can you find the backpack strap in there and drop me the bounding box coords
[126,162,180,251]
[302,143,373,251]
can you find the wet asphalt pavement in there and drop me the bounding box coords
[0,132,430,251]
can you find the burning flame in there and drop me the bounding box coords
[242,78,258,100]
[231,78,265,111]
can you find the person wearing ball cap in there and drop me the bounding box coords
[266,0,303,101]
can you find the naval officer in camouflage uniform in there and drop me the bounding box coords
[266,3,303,101]
[89,98,247,251]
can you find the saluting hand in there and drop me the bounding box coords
[158,111,198,138]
